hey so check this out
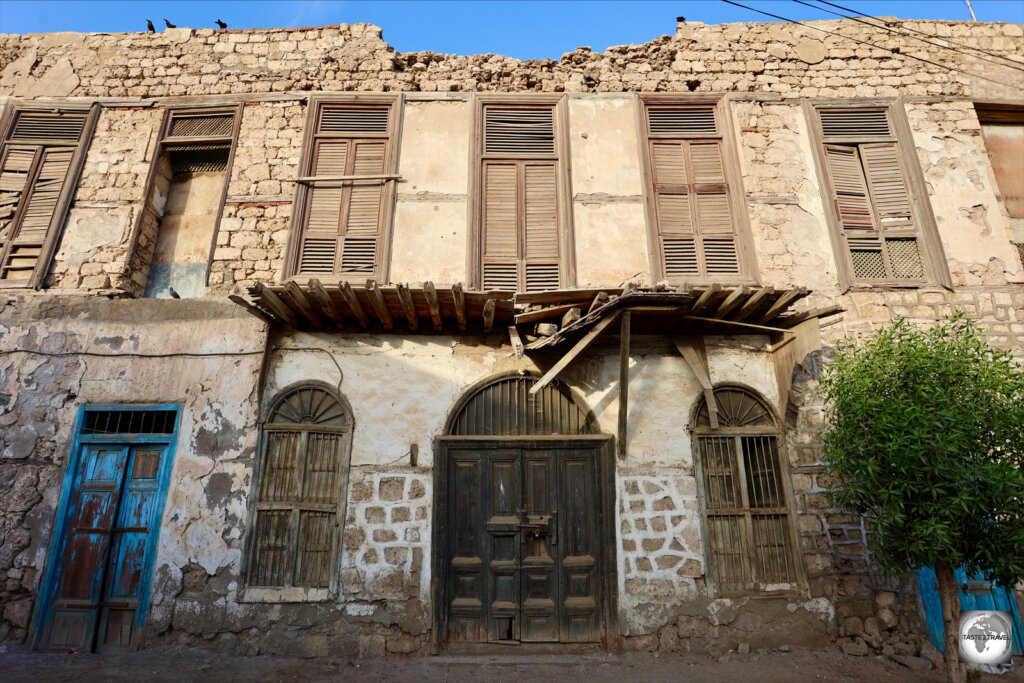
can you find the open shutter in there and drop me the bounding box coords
[299,141,346,274]
[340,141,385,274]
[861,142,923,279]
[0,147,36,254]
[823,145,886,280]
[1,148,74,282]
[481,162,518,290]
[523,162,559,292]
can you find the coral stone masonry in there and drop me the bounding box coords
[0,16,1022,664]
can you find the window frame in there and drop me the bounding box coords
[284,94,401,284]
[239,381,354,602]
[0,102,99,290]
[637,94,758,286]
[468,93,576,291]
[690,384,805,597]
[805,98,951,291]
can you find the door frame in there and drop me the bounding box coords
[30,404,182,651]
[430,434,620,653]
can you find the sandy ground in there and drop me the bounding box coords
[3,643,1024,683]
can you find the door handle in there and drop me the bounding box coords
[549,510,556,545]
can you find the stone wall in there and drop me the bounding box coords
[2,19,1022,100]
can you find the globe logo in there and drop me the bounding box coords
[958,610,1012,665]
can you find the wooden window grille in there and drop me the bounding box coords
[643,102,746,281]
[815,106,930,284]
[479,104,562,292]
[292,102,395,279]
[247,385,350,589]
[160,110,237,174]
[0,109,94,286]
[694,387,797,593]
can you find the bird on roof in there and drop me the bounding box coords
[215,19,227,29]
[164,19,176,28]
[146,19,155,33]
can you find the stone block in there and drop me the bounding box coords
[379,477,404,501]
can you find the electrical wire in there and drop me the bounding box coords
[810,0,1024,69]
[720,0,1021,91]
[794,0,1024,72]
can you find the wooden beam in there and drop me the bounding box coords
[307,279,346,328]
[228,294,274,325]
[729,286,773,322]
[618,310,631,459]
[452,282,467,332]
[396,283,419,332]
[514,303,580,325]
[710,286,748,321]
[684,315,793,335]
[514,288,623,306]
[254,283,301,328]
[757,287,808,325]
[364,279,394,331]
[530,310,622,396]
[509,326,524,359]
[689,283,722,317]
[673,334,718,429]
[588,291,610,315]
[777,304,844,329]
[338,281,370,329]
[424,281,443,332]
[482,299,496,333]
[284,281,324,328]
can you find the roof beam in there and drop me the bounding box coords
[758,287,808,325]
[396,283,419,332]
[364,279,394,331]
[307,279,346,328]
[482,299,496,333]
[452,282,467,332]
[689,283,722,317]
[254,282,301,328]
[338,281,370,329]
[424,281,443,332]
[729,286,773,322]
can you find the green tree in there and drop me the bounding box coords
[819,315,1024,683]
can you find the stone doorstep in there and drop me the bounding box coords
[427,654,619,665]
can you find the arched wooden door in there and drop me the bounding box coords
[432,376,618,651]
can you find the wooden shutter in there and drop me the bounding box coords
[480,105,561,292]
[818,108,891,138]
[295,105,392,278]
[0,147,74,281]
[10,112,85,143]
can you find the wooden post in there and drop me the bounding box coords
[618,310,631,459]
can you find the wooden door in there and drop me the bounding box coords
[44,444,169,652]
[442,442,604,645]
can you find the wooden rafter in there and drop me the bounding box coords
[673,334,718,429]
[396,283,419,332]
[364,279,394,331]
[530,310,622,396]
[339,282,370,329]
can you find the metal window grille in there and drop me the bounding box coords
[82,409,176,435]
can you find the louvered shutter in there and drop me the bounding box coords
[340,141,385,274]
[651,141,696,277]
[480,106,562,292]
[295,105,392,278]
[523,162,559,292]
[1,148,74,281]
[0,147,36,252]
[482,162,518,290]
[299,141,347,274]
[690,142,737,274]
[860,143,923,278]
[823,144,885,279]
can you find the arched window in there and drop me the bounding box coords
[446,375,597,436]
[246,383,352,589]
[693,386,797,593]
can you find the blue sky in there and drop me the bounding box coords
[1,1,1021,59]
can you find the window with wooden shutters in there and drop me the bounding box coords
[0,108,94,287]
[478,104,563,292]
[291,102,395,280]
[247,384,352,591]
[643,102,750,282]
[813,104,945,286]
[693,387,799,594]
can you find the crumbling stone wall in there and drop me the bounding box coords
[1,19,1021,100]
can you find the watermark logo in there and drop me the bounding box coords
[959,610,1012,665]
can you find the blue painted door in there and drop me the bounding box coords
[42,444,169,653]
[916,566,1024,655]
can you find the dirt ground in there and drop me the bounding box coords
[2,643,1023,683]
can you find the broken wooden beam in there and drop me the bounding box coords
[364,279,394,331]
[338,281,370,329]
[229,294,275,325]
[618,310,631,459]
[482,299,496,333]
[777,304,844,328]
[424,281,443,332]
[530,310,622,396]
[514,303,580,326]
[308,279,346,328]
[396,283,419,332]
[284,281,324,328]
[684,315,793,335]
[588,291,610,315]
[758,287,808,325]
[254,283,301,328]
[509,325,524,359]
[673,334,718,429]
[452,282,467,332]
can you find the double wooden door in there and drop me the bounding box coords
[440,439,609,645]
[41,443,170,653]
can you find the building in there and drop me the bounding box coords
[0,16,1022,659]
